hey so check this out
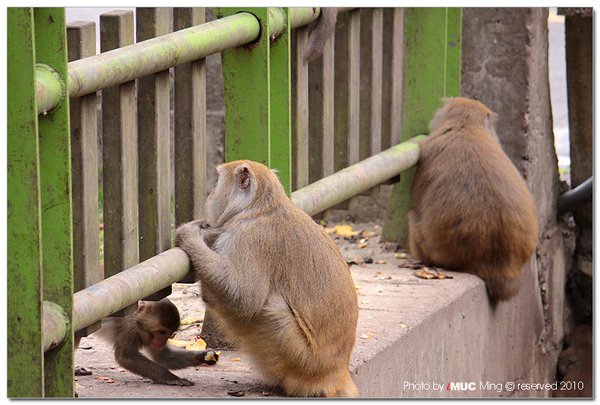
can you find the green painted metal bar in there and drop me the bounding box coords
[33,8,320,116]
[218,8,271,165]
[293,136,426,216]
[382,8,462,245]
[269,8,293,193]
[73,248,192,332]
[34,7,75,397]
[35,8,326,117]
[43,301,69,353]
[35,64,65,115]
[7,7,44,398]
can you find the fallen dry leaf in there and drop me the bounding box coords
[228,390,245,397]
[231,357,241,362]
[358,241,368,249]
[185,337,207,351]
[375,259,387,265]
[414,267,453,280]
[331,225,361,238]
[168,338,189,348]
[395,252,408,259]
[360,334,372,340]
[180,316,204,325]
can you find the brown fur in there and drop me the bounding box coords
[303,8,338,64]
[175,160,359,397]
[408,97,538,301]
[99,298,218,386]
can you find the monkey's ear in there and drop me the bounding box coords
[136,300,147,313]
[487,111,498,126]
[234,164,251,190]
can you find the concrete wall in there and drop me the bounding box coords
[459,7,567,392]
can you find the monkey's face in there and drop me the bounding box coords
[150,325,176,350]
[135,299,180,349]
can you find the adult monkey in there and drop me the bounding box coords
[176,160,359,397]
[408,97,538,301]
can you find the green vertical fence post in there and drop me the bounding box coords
[382,8,462,244]
[34,8,75,397]
[7,7,45,397]
[217,8,270,165]
[217,7,293,194]
[269,8,292,194]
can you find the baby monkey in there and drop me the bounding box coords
[408,97,538,301]
[99,298,218,386]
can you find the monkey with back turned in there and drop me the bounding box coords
[175,160,359,397]
[99,298,218,386]
[408,97,538,301]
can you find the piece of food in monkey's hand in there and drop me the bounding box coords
[194,350,219,366]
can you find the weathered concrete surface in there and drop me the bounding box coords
[461,6,570,395]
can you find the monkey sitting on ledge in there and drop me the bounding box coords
[99,298,219,386]
[176,160,359,397]
[407,97,538,301]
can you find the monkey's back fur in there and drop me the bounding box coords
[408,98,538,301]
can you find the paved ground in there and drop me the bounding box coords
[74,221,479,398]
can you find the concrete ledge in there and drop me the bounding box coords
[75,223,564,398]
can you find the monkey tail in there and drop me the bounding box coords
[303,8,337,64]
[477,264,521,302]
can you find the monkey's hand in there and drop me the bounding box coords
[175,220,210,250]
[193,349,219,366]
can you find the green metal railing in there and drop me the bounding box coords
[7,7,461,397]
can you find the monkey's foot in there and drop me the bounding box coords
[74,366,92,376]
[161,377,195,386]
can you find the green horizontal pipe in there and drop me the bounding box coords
[292,136,427,216]
[35,7,350,114]
[35,64,65,115]
[35,8,323,114]
[289,7,321,30]
[67,13,259,100]
[72,248,191,332]
[42,301,69,352]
